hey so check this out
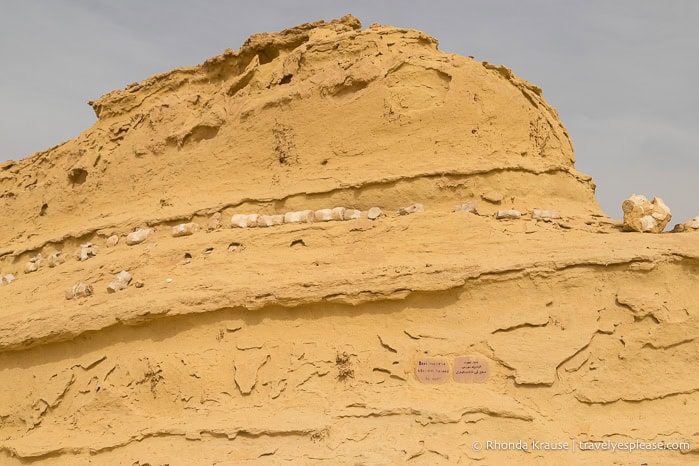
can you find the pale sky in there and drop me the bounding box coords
[1,1,697,225]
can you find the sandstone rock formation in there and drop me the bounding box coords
[622,194,672,233]
[0,15,697,466]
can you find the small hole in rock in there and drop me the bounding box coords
[204,247,214,255]
[228,242,244,253]
[290,239,306,247]
[68,168,88,185]
[39,203,48,216]
[184,252,192,260]
[321,159,328,166]
[280,74,293,85]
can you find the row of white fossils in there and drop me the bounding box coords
[3,203,564,295]
[113,206,401,247]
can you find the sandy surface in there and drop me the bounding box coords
[1,15,697,465]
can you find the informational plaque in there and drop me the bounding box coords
[453,355,489,383]
[415,358,450,383]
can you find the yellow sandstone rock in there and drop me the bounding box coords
[0,15,697,466]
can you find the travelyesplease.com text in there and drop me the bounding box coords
[470,439,690,453]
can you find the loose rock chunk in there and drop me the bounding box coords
[622,194,671,233]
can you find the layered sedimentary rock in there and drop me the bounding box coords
[1,15,697,465]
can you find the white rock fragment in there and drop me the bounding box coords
[24,253,44,274]
[257,214,284,227]
[686,216,699,230]
[172,222,200,237]
[105,234,119,247]
[314,208,334,222]
[48,252,66,268]
[1,274,16,285]
[452,203,478,213]
[622,194,671,233]
[107,271,133,293]
[398,203,424,216]
[65,282,93,300]
[284,210,315,224]
[126,228,153,245]
[331,207,346,221]
[24,262,38,274]
[531,209,561,220]
[367,207,383,220]
[231,214,259,228]
[342,209,362,220]
[77,243,98,261]
[207,212,222,231]
[496,209,521,219]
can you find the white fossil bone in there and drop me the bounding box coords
[496,209,521,219]
[258,214,284,227]
[284,210,315,224]
[107,271,133,293]
[207,212,222,231]
[65,282,93,300]
[367,207,383,220]
[77,243,98,261]
[231,214,259,228]
[398,203,424,215]
[48,251,66,268]
[105,234,119,247]
[342,209,362,220]
[314,208,334,222]
[531,209,561,220]
[172,222,200,237]
[453,203,478,213]
[126,228,153,245]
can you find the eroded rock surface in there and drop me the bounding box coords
[0,15,697,466]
